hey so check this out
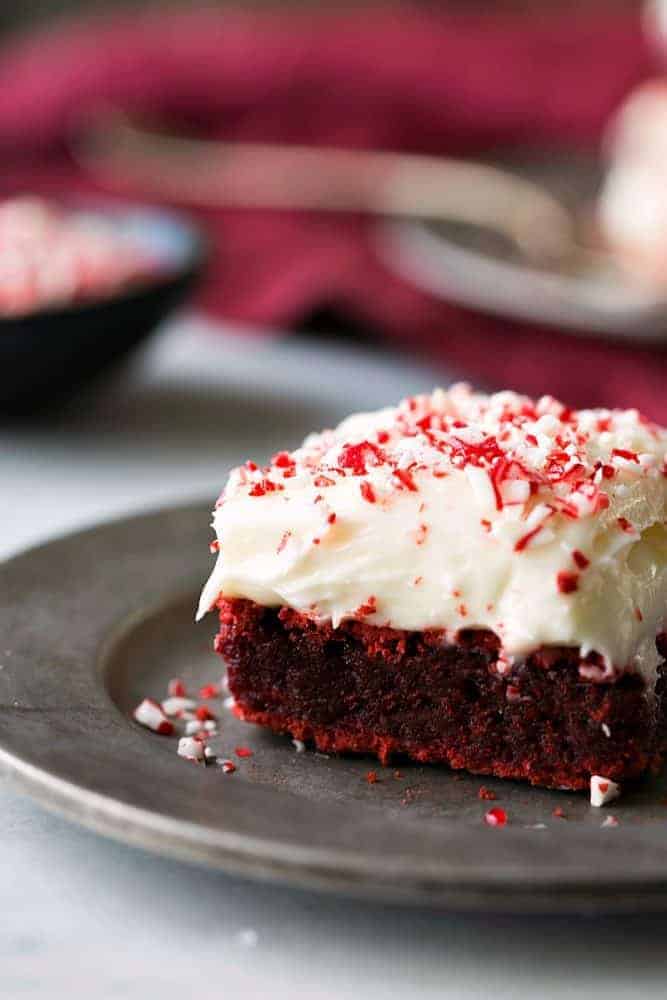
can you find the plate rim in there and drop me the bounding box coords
[377,217,667,344]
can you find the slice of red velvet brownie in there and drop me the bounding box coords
[198,385,667,790]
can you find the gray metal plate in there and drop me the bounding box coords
[2,502,667,914]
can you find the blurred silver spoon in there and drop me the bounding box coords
[73,107,577,267]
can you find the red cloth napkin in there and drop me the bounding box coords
[0,7,663,416]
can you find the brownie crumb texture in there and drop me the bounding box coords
[216,598,667,791]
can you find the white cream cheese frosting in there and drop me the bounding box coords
[198,385,667,683]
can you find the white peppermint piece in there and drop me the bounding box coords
[177,737,205,761]
[133,699,171,734]
[465,465,496,512]
[499,479,531,506]
[524,503,553,529]
[590,775,621,807]
[161,696,196,716]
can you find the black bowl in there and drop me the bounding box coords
[0,201,205,414]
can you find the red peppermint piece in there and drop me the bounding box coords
[235,746,254,758]
[198,684,220,700]
[167,678,187,698]
[393,468,418,492]
[514,525,543,552]
[572,550,590,570]
[612,448,639,463]
[195,705,216,722]
[484,807,507,827]
[355,596,377,617]
[557,571,579,594]
[339,441,386,475]
[360,481,376,504]
[249,478,283,497]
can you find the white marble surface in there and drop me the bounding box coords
[3,315,667,998]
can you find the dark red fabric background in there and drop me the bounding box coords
[0,7,664,416]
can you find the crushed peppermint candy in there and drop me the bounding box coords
[556,571,579,595]
[221,388,667,538]
[484,807,508,827]
[292,739,306,753]
[177,736,205,762]
[195,705,217,722]
[133,699,174,735]
[198,683,220,699]
[186,718,217,735]
[167,678,187,697]
[161,696,196,717]
[0,196,159,316]
[601,815,619,828]
[590,775,621,807]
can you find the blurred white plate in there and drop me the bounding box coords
[378,153,667,343]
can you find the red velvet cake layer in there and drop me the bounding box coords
[215,598,667,790]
